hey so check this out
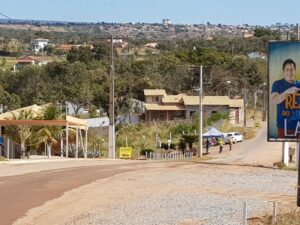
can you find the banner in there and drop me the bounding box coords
[119,147,132,159]
[268,41,300,141]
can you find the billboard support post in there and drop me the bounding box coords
[297,141,300,207]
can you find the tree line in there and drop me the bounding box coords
[0,35,268,116]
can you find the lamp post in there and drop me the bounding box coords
[108,35,115,159]
[199,66,203,158]
[190,65,203,158]
[262,82,267,121]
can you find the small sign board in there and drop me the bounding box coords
[119,147,132,159]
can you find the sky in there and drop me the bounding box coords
[1,0,300,26]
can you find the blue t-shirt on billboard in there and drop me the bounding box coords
[271,79,300,129]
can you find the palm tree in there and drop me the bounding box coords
[5,110,34,159]
[37,104,63,158]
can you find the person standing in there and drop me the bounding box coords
[219,138,224,153]
[229,137,233,151]
[205,139,210,154]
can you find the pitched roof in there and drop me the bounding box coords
[162,94,186,104]
[0,104,87,127]
[144,89,166,96]
[0,104,45,120]
[32,38,49,42]
[17,55,41,62]
[183,96,232,106]
[229,99,244,108]
[144,103,185,111]
[55,44,78,50]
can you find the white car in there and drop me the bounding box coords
[223,132,244,143]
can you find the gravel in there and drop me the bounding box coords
[65,164,297,225]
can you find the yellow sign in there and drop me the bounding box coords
[119,147,132,159]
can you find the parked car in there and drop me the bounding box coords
[223,132,244,143]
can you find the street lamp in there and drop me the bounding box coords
[199,66,203,158]
[108,35,115,159]
[190,65,203,158]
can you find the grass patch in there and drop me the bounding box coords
[255,209,300,225]
[273,161,297,171]
[0,156,7,161]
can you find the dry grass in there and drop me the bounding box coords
[250,209,300,225]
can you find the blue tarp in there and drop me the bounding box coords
[202,127,223,138]
[0,137,3,146]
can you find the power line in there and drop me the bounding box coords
[0,11,12,20]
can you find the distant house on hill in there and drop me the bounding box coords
[55,44,79,52]
[143,89,244,125]
[54,44,94,52]
[144,43,158,48]
[14,55,54,71]
[31,38,49,53]
[247,52,266,60]
[243,32,254,39]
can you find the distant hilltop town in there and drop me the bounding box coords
[0,18,298,40]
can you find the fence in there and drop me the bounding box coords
[145,152,193,160]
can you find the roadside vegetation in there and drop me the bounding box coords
[116,111,257,158]
[0,26,270,158]
[252,209,300,225]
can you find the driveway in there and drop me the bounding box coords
[208,121,283,166]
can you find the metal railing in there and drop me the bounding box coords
[145,152,193,160]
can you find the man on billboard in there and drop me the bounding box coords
[271,59,300,138]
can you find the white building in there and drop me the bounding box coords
[31,38,49,53]
[162,19,172,27]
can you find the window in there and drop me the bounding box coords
[190,111,196,117]
[152,96,159,103]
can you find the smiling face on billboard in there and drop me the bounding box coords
[283,60,296,83]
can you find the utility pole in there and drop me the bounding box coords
[262,84,267,121]
[199,66,203,158]
[243,79,247,137]
[108,35,115,159]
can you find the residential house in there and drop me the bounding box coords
[31,38,49,53]
[144,89,244,124]
[247,52,267,60]
[14,55,54,71]
[54,43,94,52]
[144,43,158,48]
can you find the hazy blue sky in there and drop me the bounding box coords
[1,0,299,25]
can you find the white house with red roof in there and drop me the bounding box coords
[14,55,53,71]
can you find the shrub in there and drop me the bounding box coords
[0,156,7,161]
[160,143,176,150]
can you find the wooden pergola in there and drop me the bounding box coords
[0,115,88,159]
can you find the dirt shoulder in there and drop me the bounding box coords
[12,162,297,225]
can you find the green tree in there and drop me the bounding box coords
[5,110,35,158]
[37,105,63,158]
[67,46,94,64]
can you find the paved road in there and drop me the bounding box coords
[209,121,283,166]
[0,123,287,225]
[0,161,149,225]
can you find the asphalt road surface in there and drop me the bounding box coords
[0,123,286,225]
[209,121,283,166]
[0,161,146,225]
